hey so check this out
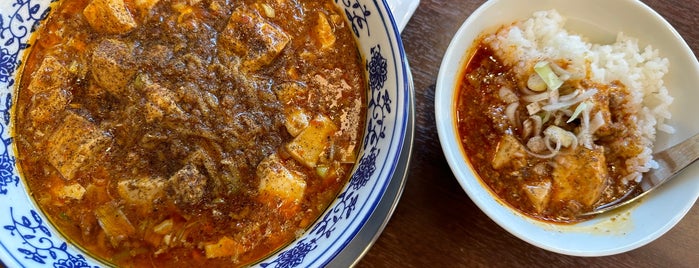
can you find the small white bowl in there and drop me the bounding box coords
[435,0,699,256]
[0,0,411,267]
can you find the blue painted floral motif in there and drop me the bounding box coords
[349,148,377,191]
[261,43,391,268]
[53,254,93,268]
[0,94,17,195]
[260,239,315,268]
[368,45,388,91]
[336,0,372,37]
[0,0,53,88]
[0,48,16,84]
[365,45,390,147]
[3,208,96,267]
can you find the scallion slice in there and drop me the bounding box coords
[534,61,564,91]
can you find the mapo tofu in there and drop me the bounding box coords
[14,0,366,266]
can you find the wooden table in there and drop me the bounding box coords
[356,0,699,267]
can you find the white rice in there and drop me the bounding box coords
[484,10,674,183]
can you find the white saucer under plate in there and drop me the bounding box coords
[387,0,420,32]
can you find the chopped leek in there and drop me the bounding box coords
[316,165,330,178]
[543,125,575,148]
[261,4,275,17]
[534,61,564,91]
[526,101,541,115]
[527,73,547,92]
[567,101,590,123]
[539,111,551,124]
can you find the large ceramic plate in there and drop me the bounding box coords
[0,0,411,267]
[435,0,699,256]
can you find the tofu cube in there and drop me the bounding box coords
[117,177,166,207]
[219,7,290,71]
[491,134,526,170]
[28,56,70,94]
[274,82,307,105]
[57,183,87,200]
[257,154,306,203]
[83,0,137,35]
[313,12,336,49]
[284,107,310,137]
[28,88,71,125]
[91,39,136,96]
[134,0,160,15]
[47,112,111,180]
[552,146,609,206]
[522,181,552,213]
[204,236,244,259]
[285,115,338,168]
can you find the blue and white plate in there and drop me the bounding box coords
[0,0,411,266]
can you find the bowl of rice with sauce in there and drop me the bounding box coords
[435,0,699,256]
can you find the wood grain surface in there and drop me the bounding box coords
[355,0,699,267]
